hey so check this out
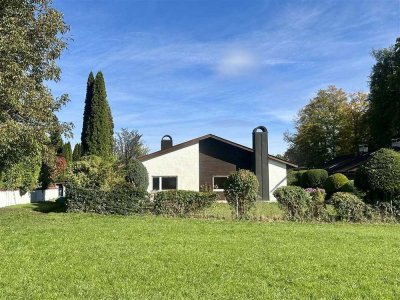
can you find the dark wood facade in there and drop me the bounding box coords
[199,138,252,189]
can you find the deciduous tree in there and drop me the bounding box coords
[0,0,72,174]
[284,86,349,167]
[114,129,149,163]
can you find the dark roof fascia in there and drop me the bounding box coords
[138,134,298,167]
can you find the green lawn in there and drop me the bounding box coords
[1,202,400,299]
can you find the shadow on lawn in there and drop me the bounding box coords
[31,199,66,213]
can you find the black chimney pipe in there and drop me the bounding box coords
[252,126,269,200]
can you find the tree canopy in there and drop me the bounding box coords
[0,0,72,174]
[284,86,369,167]
[369,38,400,149]
[114,129,149,163]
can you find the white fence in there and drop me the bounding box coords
[0,187,61,208]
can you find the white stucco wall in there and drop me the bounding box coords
[269,159,288,201]
[0,187,60,208]
[142,143,200,192]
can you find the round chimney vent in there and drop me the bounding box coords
[253,126,268,133]
[161,135,173,150]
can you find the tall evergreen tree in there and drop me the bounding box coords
[50,128,64,155]
[81,72,95,155]
[72,143,82,161]
[62,142,72,163]
[84,71,114,158]
[369,38,400,149]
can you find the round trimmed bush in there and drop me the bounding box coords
[330,192,366,222]
[302,169,328,188]
[224,169,259,219]
[355,148,400,201]
[340,180,355,193]
[287,170,306,186]
[324,173,349,195]
[124,159,149,190]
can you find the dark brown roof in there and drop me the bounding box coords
[138,134,298,167]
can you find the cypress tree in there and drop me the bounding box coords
[85,71,114,158]
[81,72,95,155]
[62,142,72,163]
[72,143,82,161]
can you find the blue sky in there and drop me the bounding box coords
[50,0,399,155]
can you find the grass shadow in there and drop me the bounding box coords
[31,199,66,213]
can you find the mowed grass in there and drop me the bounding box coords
[0,202,400,299]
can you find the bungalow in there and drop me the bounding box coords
[138,126,297,201]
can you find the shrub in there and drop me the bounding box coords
[273,186,313,221]
[40,156,68,189]
[224,170,259,219]
[123,159,149,190]
[355,149,400,203]
[66,182,150,215]
[0,158,41,194]
[287,170,306,186]
[302,169,328,188]
[66,155,123,190]
[329,192,367,222]
[324,173,349,195]
[153,190,217,216]
[340,180,355,193]
[305,188,327,220]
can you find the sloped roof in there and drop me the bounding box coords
[324,147,400,175]
[138,134,297,167]
[324,153,371,174]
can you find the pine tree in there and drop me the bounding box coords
[62,142,72,163]
[72,143,82,161]
[84,71,114,158]
[81,72,95,155]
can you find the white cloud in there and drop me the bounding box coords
[217,49,259,76]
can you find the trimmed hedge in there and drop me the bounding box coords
[324,173,349,195]
[153,190,217,216]
[66,183,151,215]
[302,169,328,188]
[287,170,306,186]
[356,148,400,202]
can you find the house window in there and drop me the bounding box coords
[213,176,228,191]
[152,177,160,191]
[152,176,178,191]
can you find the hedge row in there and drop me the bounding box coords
[66,185,217,216]
[153,190,217,216]
[274,186,400,222]
[66,183,151,215]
